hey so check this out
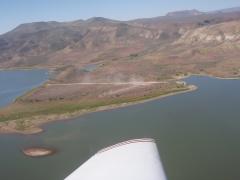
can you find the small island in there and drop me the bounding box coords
[23,147,56,157]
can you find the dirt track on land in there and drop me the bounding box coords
[47,81,168,86]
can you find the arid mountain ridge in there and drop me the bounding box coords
[0,7,240,82]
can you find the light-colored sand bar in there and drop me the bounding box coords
[23,147,56,157]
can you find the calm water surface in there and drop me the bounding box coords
[0,73,240,180]
[0,69,49,108]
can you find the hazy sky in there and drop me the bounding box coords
[1,0,240,34]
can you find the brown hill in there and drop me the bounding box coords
[0,8,240,81]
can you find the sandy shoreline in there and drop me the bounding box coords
[0,84,197,135]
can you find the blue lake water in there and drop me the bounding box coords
[0,73,240,180]
[0,69,49,108]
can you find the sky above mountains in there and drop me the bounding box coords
[1,0,240,34]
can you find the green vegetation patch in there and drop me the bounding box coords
[0,87,189,123]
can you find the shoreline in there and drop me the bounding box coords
[1,70,239,135]
[176,72,240,81]
[0,84,197,135]
[0,66,56,71]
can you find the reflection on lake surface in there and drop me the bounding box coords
[0,74,240,180]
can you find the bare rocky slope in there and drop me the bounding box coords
[0,8,240,82]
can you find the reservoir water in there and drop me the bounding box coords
[0,69,49,108]
[0,72,240,180]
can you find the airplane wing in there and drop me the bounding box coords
[64,138,167,180]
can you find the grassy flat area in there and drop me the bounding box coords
[0,86,189,123]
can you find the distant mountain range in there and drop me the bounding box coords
[166,9,204,17]
[214,7,240,13]
[166,7,240,16]
[0,7,240,81]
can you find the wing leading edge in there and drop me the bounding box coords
[65,138,167,180]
